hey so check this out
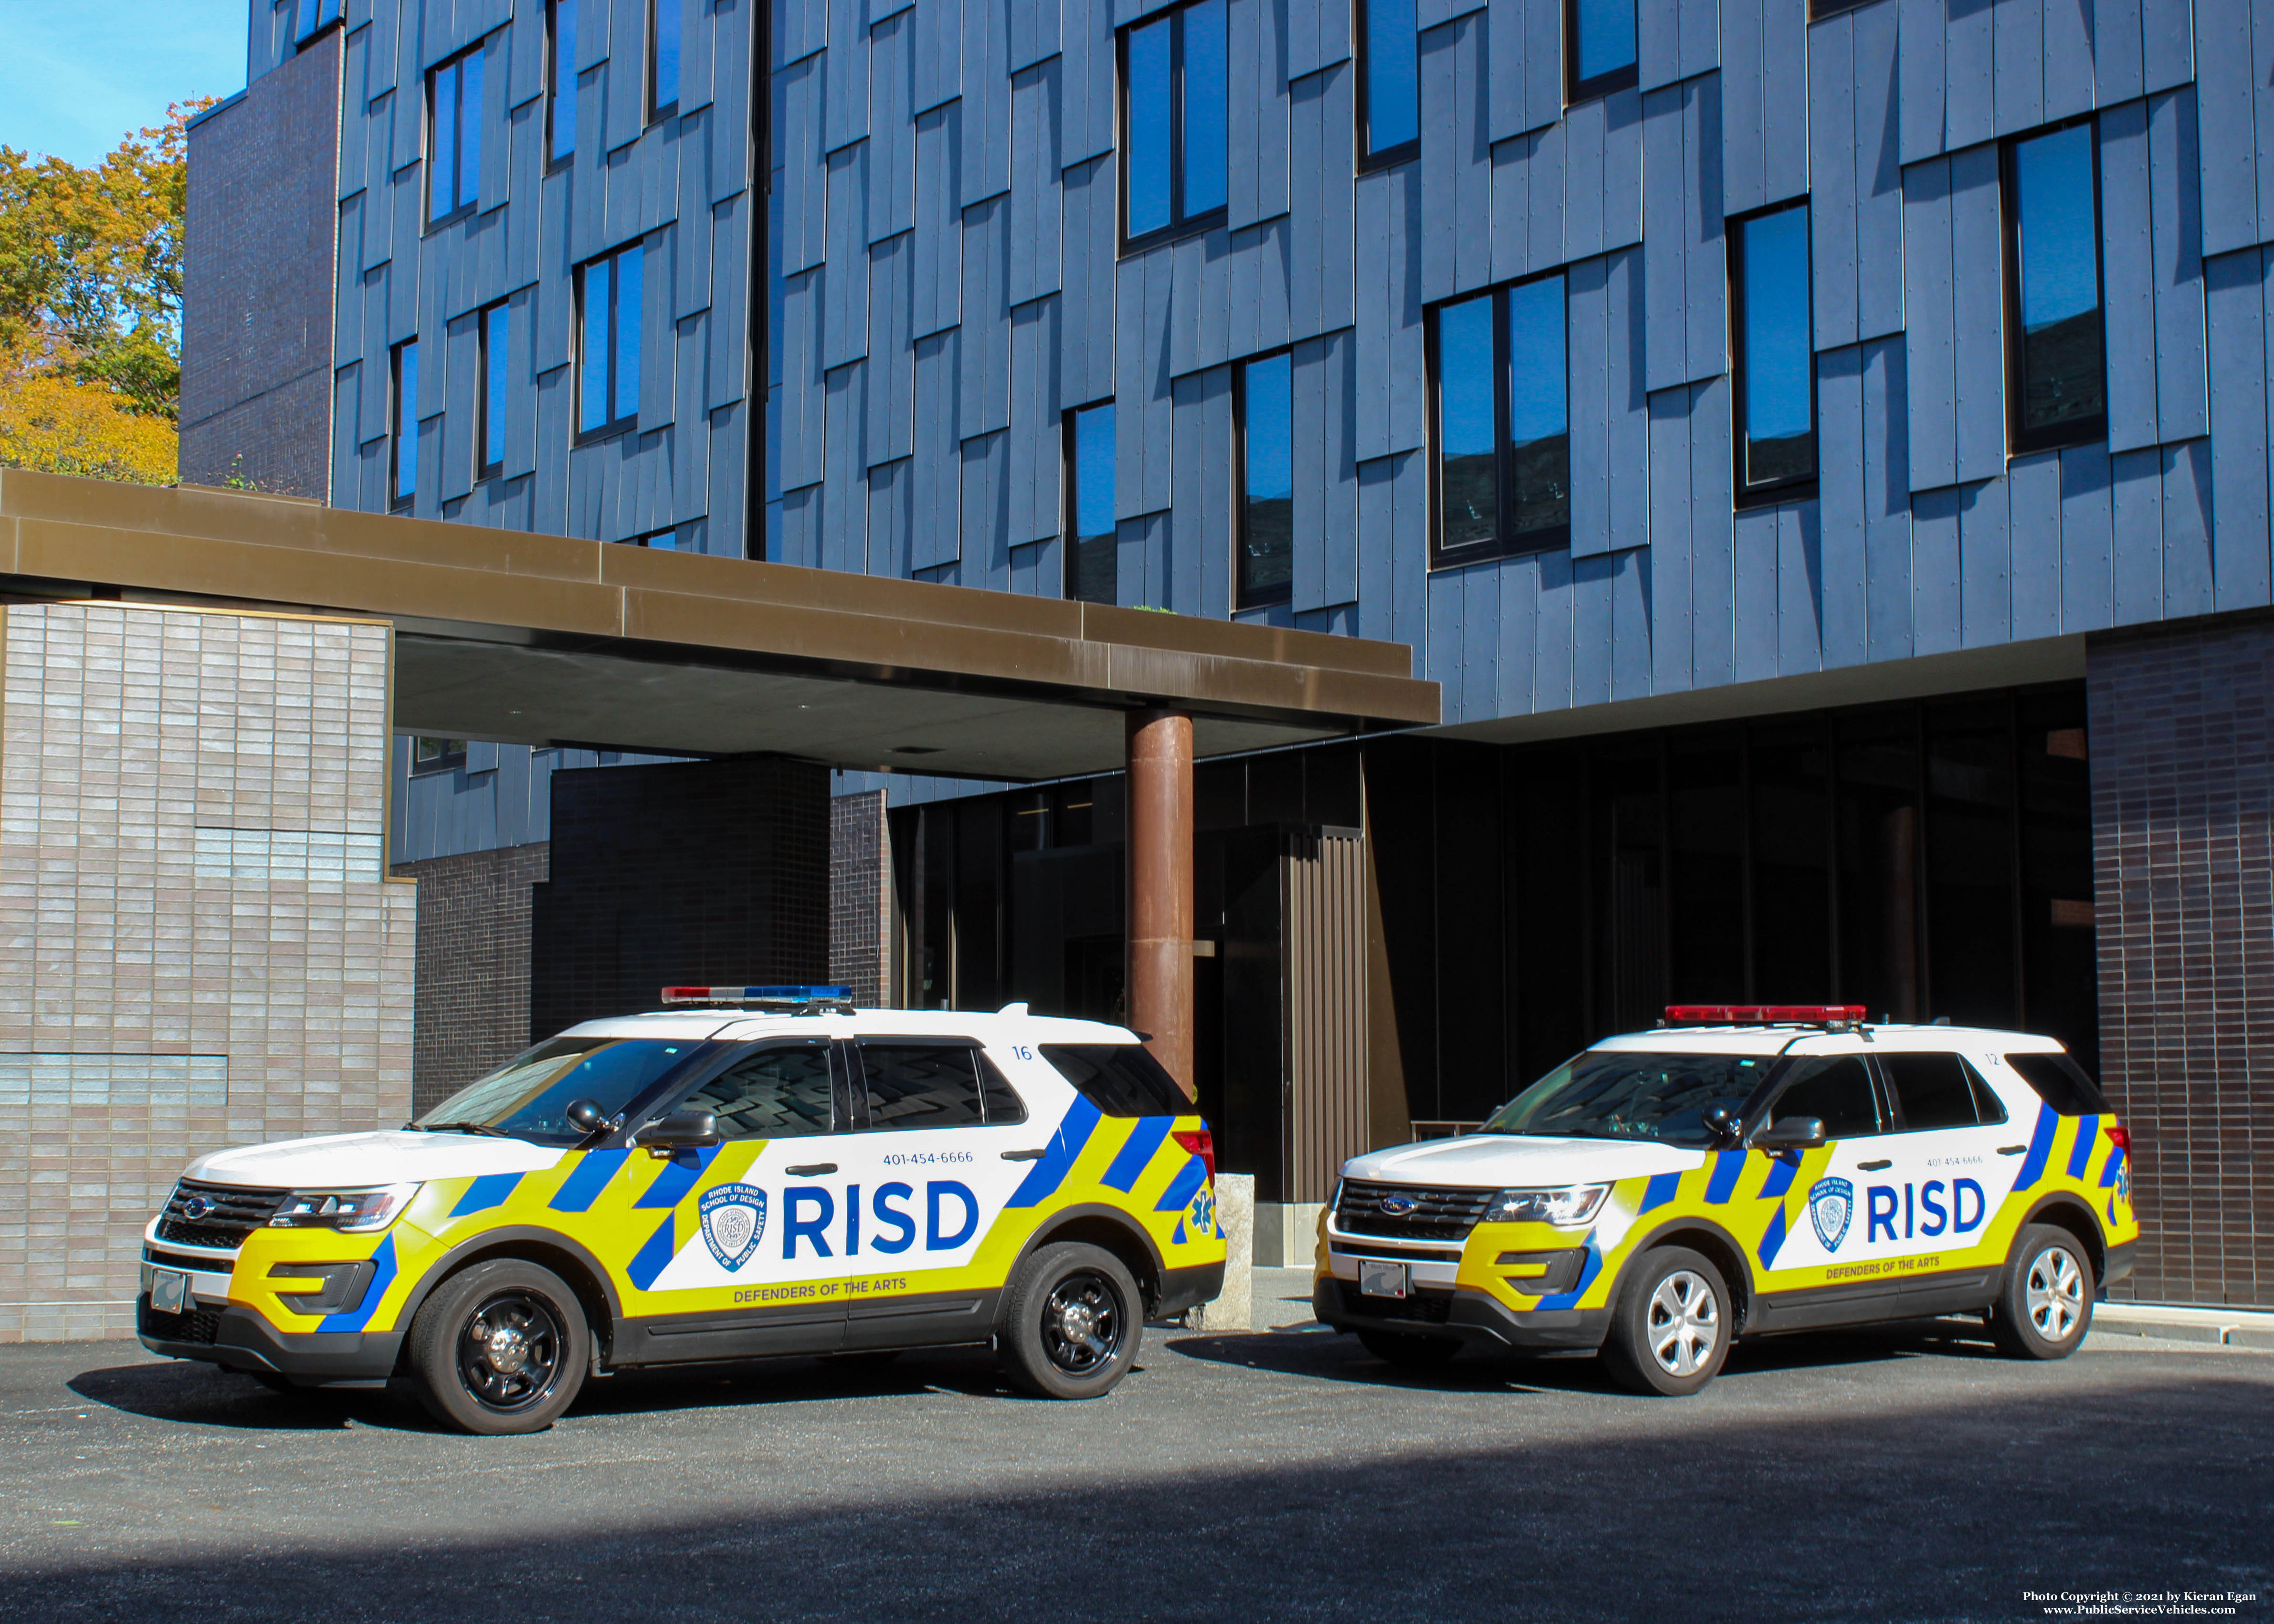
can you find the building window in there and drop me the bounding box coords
[1730,201,1817,506]
[1063,402,1116,603]
[576,241,644,440]
[1236,352,1294,608]
[293,0,344,46]
[638,526,681,549]
[649,0,681,123]
[428,42,484,226]
[1565,0,1638,104]
[390,338,418,510]
[477,301,510,480]
[412,737,468,773]
[1357,0,1419,170]
[2004,118,2106,455]
[548,0,578,168]
[1428,272,1569,566]
[1119,0,1227,252]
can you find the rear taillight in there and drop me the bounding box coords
[2107,1121,2131,1154]
[1173,1127,1216,1184]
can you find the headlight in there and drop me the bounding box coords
[269,1184,420,1232]
[1483,1184,1608,1226]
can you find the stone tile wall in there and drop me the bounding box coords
[0,604,414,1341]
[830,791,890,1006]
[2089,617,2274,1308]
[390,842,550,1116]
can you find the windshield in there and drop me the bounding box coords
[1482,1050,1779,1148]
[413,1037,705,1143]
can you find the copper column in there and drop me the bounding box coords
[1126,706,1195,1097]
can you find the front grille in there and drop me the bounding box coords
[1338,1281,1453,1324]
[145,1246,228,1273]
[1334,1180,1495,1241]
[155,1179,290,1251]
[139,1299,221,1345]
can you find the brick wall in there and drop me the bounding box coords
[830,791,890,1006]
[178,29,341,500]
[0,604,413,1342]
[529,759,829,1037]
[390,842,550,1116]
[2090,617,2274,1308]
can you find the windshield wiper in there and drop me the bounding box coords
[420,1120,509,1137]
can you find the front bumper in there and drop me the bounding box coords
[137,1295,403,1384]
[1313,1276,1611,1352]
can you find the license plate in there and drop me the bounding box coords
[149,1268,191,1314]
[1358,1259,1409,1299]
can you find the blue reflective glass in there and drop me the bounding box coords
[579,258,610,432]
[2012,123,2105,436]
[1506,274,1569,539]
[1740,206,1814,485]
[1363,0,1419,154]
[1181,0,1227,215]
[1241,353,1293,599]
[1572,0,1637,86]
[394,342,419,502]
[484,304,510,471]
[1126,17,1173,237]
[1075,405,1116,540]
[614,244,643,424]
[1436,294,1496,550]
[430,61,457,219]
[459,49,483,210]
[551,0,578,162]
[652,0,681,111]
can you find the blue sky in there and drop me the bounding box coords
[0,1,246,165]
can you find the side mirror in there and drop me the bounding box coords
[1753,1117,1826,1152]
[564,1099,608,1133]
[637,1109,720,1154]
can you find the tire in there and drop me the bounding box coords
[1600,1247,1732,1397]
[1356,1328,1460,1370]
[1989,1224,2095,1360]
[406,1259,590,1435]
[996,1242,1143,1400]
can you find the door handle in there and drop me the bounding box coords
[785,1163,838,1176]
[1997,1145,2029,1156]
[1001,1149,1048,1162]
[1857,1159,1893,1171]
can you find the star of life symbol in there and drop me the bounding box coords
[699,1183,768,1271]
[1188,1187,1216,1237]
[1808,1176,1853,1253]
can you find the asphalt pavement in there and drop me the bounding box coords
[0,1272,2266,1624]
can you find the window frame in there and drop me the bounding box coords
[389,338,418,512]
[2001,113,2109,458]
[574,241,645,445]
[1354,0,1420,175]
[647,0,681,126]
[1727,198,1820,511]
[426,41,485,231]
[1116,0,1230,256]
[847,1038,996,1132]
[1233,348,1295,609]
[1563,0,1640,106]
[1424,269,1574,570]
[1062,400,1118,603]
[547,0,578,172]
[411,736,467,774]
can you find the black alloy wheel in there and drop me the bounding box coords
[1040,1268,1126,1376]
[456,1288,567,1414]
[997,1241,1145,1399]
[407,1257,590,1434]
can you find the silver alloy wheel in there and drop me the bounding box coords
[1646,1269,1721,1377]
[2024,1244,2084,1342]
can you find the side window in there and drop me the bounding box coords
[680,1043,835,1139]
[1881,1052,1988,1131]
[1730,200,1817,506]
[2002,1051,2108,1116]
[1765,1056,1881,1139]
[859,1044,986,1130]
[979,1055,1029,1125]
[1041,1043,1192,1116]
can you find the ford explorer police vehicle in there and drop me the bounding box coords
[1315,1006,2137,1395]
[138,990,1224,1433]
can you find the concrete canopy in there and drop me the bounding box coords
[0,474,1438,780]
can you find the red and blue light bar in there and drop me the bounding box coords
[1663,1004,1867,1027]
[662,985,853,1004]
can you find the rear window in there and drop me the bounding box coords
[1042,1044,1191,1117]
[2002,1051,2109,1116]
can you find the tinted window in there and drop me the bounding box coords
[683,1043,834,1139]
[2003,1051,2109,1116]
[1239,352,1294,608]
[549,0,578,165]
[1766,1056,1880,1138]
[1065,402,1116,602]
[415,1037,701,1143]
[1881,1052,1987,1131]
[1484,1050,1774,1148]
[650,0,681,117]
[1042,1044,1192,1116]
[2007,121,2105,451]
[1360,0,1418,160]
[1733,202,1816,499]
[1567,0,1638,101]
[480,301,510,475]
[578,241,643,436]
[860,1045,986,1130]
[1430,274,1569,564]
[390,339,419,508]
[979,1056,1029,1124]
[1121,0,1227,247]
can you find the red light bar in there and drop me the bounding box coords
[1663,1004,1867,1026]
